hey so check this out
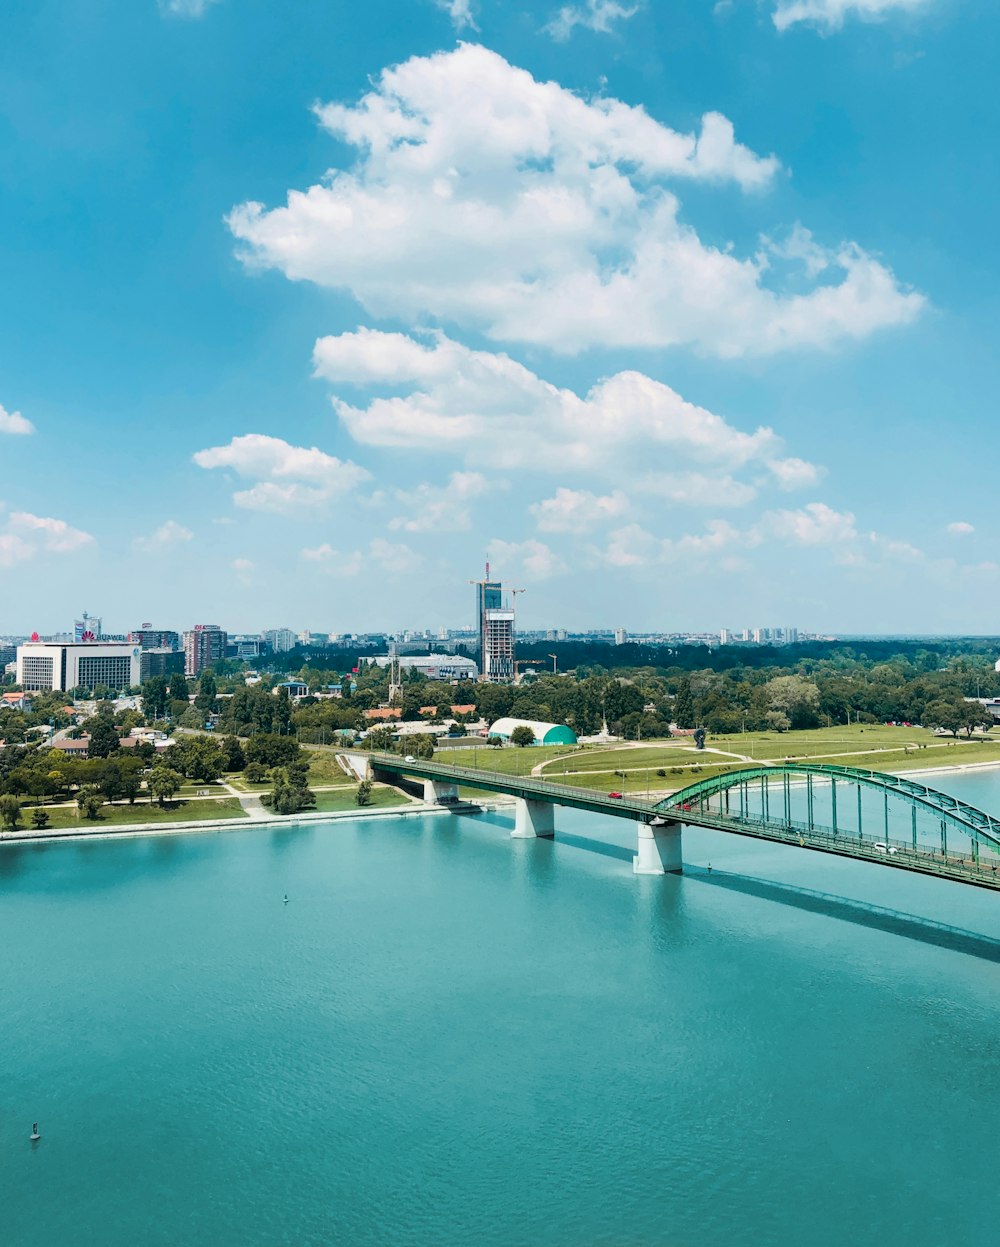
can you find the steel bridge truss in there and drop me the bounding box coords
[655,763,1000,869]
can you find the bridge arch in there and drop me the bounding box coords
[654,762,1000,865]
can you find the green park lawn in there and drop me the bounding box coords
[13,796,248,832]
[311,785,410,814]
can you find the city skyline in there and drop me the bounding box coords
[2,2,999,632]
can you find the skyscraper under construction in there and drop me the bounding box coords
[473,563,515,682]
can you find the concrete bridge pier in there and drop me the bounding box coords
[633,819,683,875]
[512,798,555,839]
[423,779,460,805]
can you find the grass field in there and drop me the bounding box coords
[13,796,248,831]
[311,786,411,814]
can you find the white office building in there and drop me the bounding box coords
[16,640,141,692]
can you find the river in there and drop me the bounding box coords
[2,768,999,1245]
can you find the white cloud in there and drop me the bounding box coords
[946,521,975,536]
[545,1,640,41]
[531,488,631,532]
[314,330,816,497]
[0,534,34,568]
[0,404,35,436]
[634,471,758,507]
[434,0,477,29]
[299,539,419,576]
[764,501,857,546]
[193,433,369,514]
[594,519,750,568]
[133,519,194,551]
[773,0,928,32]
[389,471,493,533]
[232,557,255,585]
[301,543,337,562]
[229,46,921,357]
[158,0,221,17]
[487,538,566,581]
[766,456,823,490]
[8,511,95,553]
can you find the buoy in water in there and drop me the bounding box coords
[30,1123,41,1142]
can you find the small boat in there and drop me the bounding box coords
[283,894,289,904]
[30,1123,41,1142]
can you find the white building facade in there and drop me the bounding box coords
[16,641,141,692]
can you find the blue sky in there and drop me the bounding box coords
[1,0,997,636]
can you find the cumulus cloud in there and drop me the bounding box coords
[389,471,494,533]
[0,534,34,568]
[8,511,95,552]
[300,539,419,576]
[545,1,640,41]
[229,45,922,357]
[487,538,566,581]
[946,521,974,536]
[434,0,477,29]
[0,404,35,435]
[596,519,750,568]
[531,488,631,532]
[0,511,94,565]
[773,0,928,32]
[763,501,857,546]
[193,433,369,514]
[314,329,816,498]
[158,0,221,17]
[766,456,823,490]
[133,519,193,551]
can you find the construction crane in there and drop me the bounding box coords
[513,659,543,684]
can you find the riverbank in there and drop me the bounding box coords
[0,795,517,848]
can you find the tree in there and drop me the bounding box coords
[196,672,218,714]
[222,735,246,772]
[511,725,537,747]
[244,733,301,769]
[924,697,966,737]
[244,761,268,783]
[77,785,105,820]
[0,794,22,831]
[355,779,373,807]
[265,765,316,815]
[31,808,50,830]
[142,676,169,721]
[364,726,397,752]
[764,675,821,731]
[149,766,183,807]
[673,680,696,730]
[100,762,124,804]
[86,709,120,758]
[168,672,190,704]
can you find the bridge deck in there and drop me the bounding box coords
[365,752,1000,891]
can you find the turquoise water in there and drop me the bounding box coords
[3,773,1000,1246]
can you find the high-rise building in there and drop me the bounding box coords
[140,649,186,681]
[263,627,297,653]
[614,628,628,646]
[130,626,181,651]
[17,640,140,692]
[719,629,729,645]
[73,612,103,642]
[473,563,515,682]
[183,624,228,676]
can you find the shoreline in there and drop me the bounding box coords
[0,795,518,849]
[4,758,998,850]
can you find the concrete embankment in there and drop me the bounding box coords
[0,795,517,849]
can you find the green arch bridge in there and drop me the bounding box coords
[356,752,1000,891]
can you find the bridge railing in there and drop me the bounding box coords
[366,753,656,811]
